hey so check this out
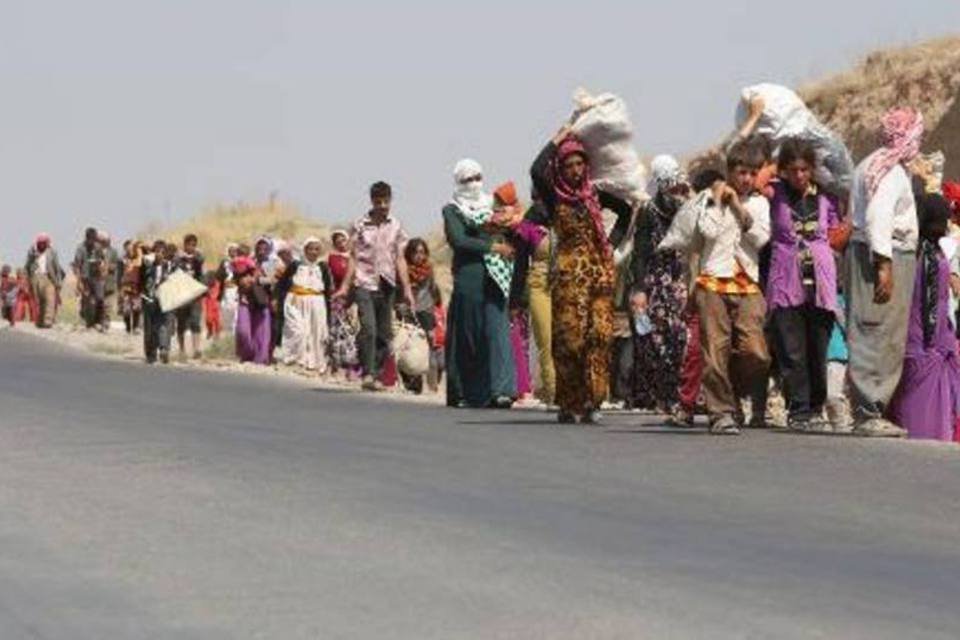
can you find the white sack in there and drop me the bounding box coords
[735,83,854,193]
[157,269,207,313]
[570,88,648,206]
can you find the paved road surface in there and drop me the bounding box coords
[1,331,959,639]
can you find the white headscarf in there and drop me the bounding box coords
[301,236,322,264]
[647,154,685,195]
[451,158,494,215]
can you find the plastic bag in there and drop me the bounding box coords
[157,270,207,313]
[736,83,854,194]
[570,89,648,206]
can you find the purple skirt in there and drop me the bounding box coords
[236,303,272,365]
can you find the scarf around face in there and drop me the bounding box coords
[552,135,611,260]
[450,158,513,298]
[408,261,433,287]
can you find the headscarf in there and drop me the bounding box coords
[917,192,952,347]
[451,158,494,217]
[494,181,518,206]
[231,256,258,277]
[300,236,322,265]
[552,134,610,259]
[450,159,512,297]
[647,154,688,215]
[865,107,924,198]
[35,232,51,249]
[943,181,960,219]
[648,154,685,193]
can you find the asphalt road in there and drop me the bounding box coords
[1,331,960,639]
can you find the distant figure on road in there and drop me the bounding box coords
[120,240,144,334]
[233,256,273,365]
[175,233,205,360]
[73,227,107,331]
[24,232,65,328]
[98,231,120,333]
[141,240,176,364]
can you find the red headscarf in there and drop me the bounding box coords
[865,107,924,198]
[231,256,257,277]
[944,181,960,218]
[552,134,611,259]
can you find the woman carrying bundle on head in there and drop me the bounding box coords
[529,126,633,424]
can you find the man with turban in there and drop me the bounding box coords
[846,107,925,437]
[24,233,65,328]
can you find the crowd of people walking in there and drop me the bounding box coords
[5,86,960,444]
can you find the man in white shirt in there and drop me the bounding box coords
[845,107,924,437]
[660,143,771,435]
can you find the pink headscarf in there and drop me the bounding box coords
[231,256,257,277]
[865,107,924,198]
[35,232,51,248]
[552,135,611,259]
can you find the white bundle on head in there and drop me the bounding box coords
[569,88,648,205]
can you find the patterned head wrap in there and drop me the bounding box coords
[865,107,924,198]
[649,154,685,193]
[552,134,610,259]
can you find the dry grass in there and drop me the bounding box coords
[143,199,340,257]
[800,36,960,161]
[685,36,960,173]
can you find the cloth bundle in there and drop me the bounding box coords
[157,269,208,313]
[569,88,648,206]
[736,83,854,194]
[393,319,430,377]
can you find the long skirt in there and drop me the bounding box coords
[236,302,272,365]
[510,310,532,398]
[329,301,359,371]
[552,282,614,416]
[446,275,516,407]
[282,293,328,372]
[221,286,239,333]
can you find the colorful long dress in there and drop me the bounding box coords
[530,140,631,416]
[327,252,359,373]
[236,284,273,365]
[888,247,960,441]
[628,197,688,410]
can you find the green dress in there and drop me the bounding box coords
[443,204,517,407]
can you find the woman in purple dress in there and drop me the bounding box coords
[233,256,273,365]
[766,139,839,431]
[888,192,960,441]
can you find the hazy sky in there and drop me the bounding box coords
[2,1,959,261]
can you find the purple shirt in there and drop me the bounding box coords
[514,220,547,250]
[766,183,839,315]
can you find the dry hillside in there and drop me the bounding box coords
[147,199,454,293]
[801,36,960,164]
[689,36,960,179]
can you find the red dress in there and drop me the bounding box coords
[204,281,223,336]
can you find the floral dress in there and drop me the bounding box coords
[630,200,688,410]
[327,252,359,371]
